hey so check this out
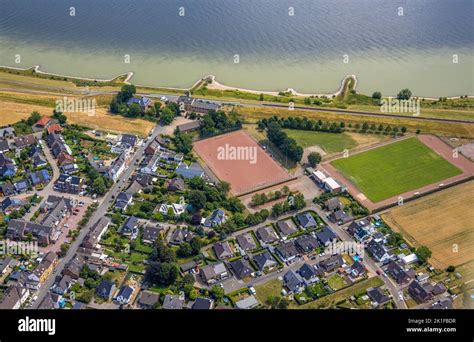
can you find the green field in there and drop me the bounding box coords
[331,138,462,202]
[284,129,357,152]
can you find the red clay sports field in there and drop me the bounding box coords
[193,130,292,196]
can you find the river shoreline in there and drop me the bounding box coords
[0,64,471,101]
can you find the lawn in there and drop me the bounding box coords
[331,138,462,202]
[284,129,357,152]
[327,274,348,291]
[255,279,283,305]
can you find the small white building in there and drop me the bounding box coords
[400,253,419,265]
[323,177,342,193]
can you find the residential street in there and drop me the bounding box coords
[30,124,165,309]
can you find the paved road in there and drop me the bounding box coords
[30,124,164,308]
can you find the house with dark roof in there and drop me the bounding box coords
[275,241,299,263]
[0,127,15,139]
[115,192,133,211]
[256,226,278,244]
[386,261,412,285]
[30,169,50,186]
[52,275,73,295]
[297,263,320,285]
[318,254,344,273]
[14,134,36,149]
[276,220,298,238]
[82,217,111,250]
[115,286,134,305]
[120,133,139,147]
[96,280,116,300]
[60,162,79,175]
[63,254,85,280]
[315,226,337,246]
[199,262,228,285]
[191,99,219,115]
[203,209,226,228]
[191,297,214,310]
[347,261,366,279]
[175,164,204,179]
[167,177,185,192]
[367,287,390,306]
[229,258,253,279]
[283,270,305,294]
[236,232,257,252]
[162,294,184,310]
[13,179,29,193]
[296,212,318,229]
[0,164,16,178]
[142,226,161,244]
[253,251,278,272]
[1,181,15,196]
[177,120,202,133]
[1,197,23,214]
[213,241,233,260]
[295,234,319,254]
[127,97,151,111]
[328,209,353,225]
[325,198,343,211]
[408,281,433,304]
[0,285,29,309]
[366,239,392,264]
[54,174,84,194]
[6,219,55,246]
[119,216,139,239]
[32,153,47,168]
[170,228,195,245]
[0,139,10,153]
[138,290,160,308]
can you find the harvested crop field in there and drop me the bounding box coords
[382,181,474,269]
[193,130,292,196]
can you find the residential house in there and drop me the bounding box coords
[170,228,195,245]
[138,291,160,309]
[96,280,116,300]
[325,198,343,211]
[347,261,366,279]
[54,174,84,194]
[1,182,15,196]
[229,258,253,279]
[32,153,47,168]
[180,260,199,274]
[119,216,139,239]
[191,297,214,310]
[315,226,337,246]
[115,192,133,211]
[107,151,128,182]
[13,179,29,193]
[275,241,299,263]
[57,151,74,166]
[47,124,62,134]
[296,212,318,229]
[323,177,342,193]
[386,261,412,285]
[167,178,185,192]
[213,241,234,260]
[14,135,36,149]
[0,139,10,153]
[115,286,134,305]
[190,99,219,115]
[142,226,161,244]
[63,254,85,280]
[0,257,15,275]
[25,252,57,290]
[60,162,79,175]
[297,263,321,285]
[29,169,50,186]
[52,275,73,295]
[348,220,373,242]
[175,164,204,179]
[1,197,23,214]
[283,270,305,294]
[199,262,228,285]
[235,295,259,310]
[276,220,298,238]
[366,239,392,264]
[253,251,278,272]
[0,285,29,309]
[236,232,257,252]
[203,209,226,228]
[295,235,319,254]
[35,117,51,128]
[127,97,151,111]
[0,164,16,178]
[256,226,279,244]
[162,294,184,310]
[328,210,353,225]
[318,254,344,273]
[408,281,433,304]
[82,217,111,250]
[6,219,55,246]
[0,127,15,139]
[367,287,390,307]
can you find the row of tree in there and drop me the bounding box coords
[266,122,303,162]
[259,116,345,134]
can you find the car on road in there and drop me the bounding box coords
[160,96,168,102]
[248,286,256,295]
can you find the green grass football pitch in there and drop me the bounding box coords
[330,138,462,202]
